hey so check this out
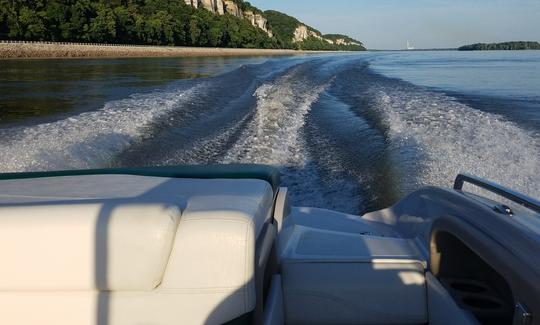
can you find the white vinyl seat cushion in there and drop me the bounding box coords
[0,203,181,291]
[0,175,275,325]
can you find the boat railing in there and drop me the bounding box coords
[454,173,540,214]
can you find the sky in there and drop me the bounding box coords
[248,0,540,50]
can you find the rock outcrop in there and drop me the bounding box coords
[254,14,269,34]
[184,0,272,37]
[223,0,242,18]
[199,0,224,15]
[244,11,272,37]
[334,38,360,46]
[292,25,322,43]
[292,25,361,46]
[292,25,308,43]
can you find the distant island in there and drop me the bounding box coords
[458,41,540,51]
[0,0,365,52]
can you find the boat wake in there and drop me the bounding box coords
[0,55,538,214]
[222,64,337,210]
[365,77,539,201]
[0,84,202,171]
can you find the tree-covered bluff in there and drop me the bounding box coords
[265,10,365,51]
[459,41,540,51]
[0,0,365,51]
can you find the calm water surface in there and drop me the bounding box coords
[369,51,540,130]
[0,56,272,125]
[0,51,538,214]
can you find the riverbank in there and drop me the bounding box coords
[0,42,306,59]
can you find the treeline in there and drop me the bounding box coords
[0,0,365,51]
[0,0,277,48]
[459,41,540,51]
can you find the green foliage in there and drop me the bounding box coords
[264,10,301,49]
[89,3,116,42]
[459,42,540,51]
[19,6,46,39]
[0,0,362,51]
[0,0,277,48]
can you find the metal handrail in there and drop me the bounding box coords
[454,173,540,214]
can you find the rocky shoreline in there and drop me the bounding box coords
[0,42,303,59]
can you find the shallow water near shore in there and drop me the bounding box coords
[0,51,538,214]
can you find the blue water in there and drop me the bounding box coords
[0,51,538,213]
[369,51,540,130]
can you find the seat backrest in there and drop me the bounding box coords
[0,203,181,292]
[0,176,276,325]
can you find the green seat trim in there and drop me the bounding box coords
[0,164,281,194]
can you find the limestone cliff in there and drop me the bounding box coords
[199,0,224,15]
[184,0,272,37]
[292,25,323,43]
[223,0,242,18]
[244,11,273,37]
[323,34,363,46]
[292,25,361,46]
[337,38,359,45]
[292,25,308,43]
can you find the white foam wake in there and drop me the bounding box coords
[223,67,332,206]
[224,70,327,165]
[366,82,540,199]
[0,84,202,172]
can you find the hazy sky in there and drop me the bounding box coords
[248,0,540,50]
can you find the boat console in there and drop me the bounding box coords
[0,165,538,325]
[278,208,427,324]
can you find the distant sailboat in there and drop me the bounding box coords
[405,41,415,50]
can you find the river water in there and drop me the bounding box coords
[1,51,538,214]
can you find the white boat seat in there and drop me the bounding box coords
[0,202,181,291]
[0,175,276,325]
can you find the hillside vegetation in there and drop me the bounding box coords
[459,41,540,51]
[265,10,365,51]
[264,10,305,48]
[324,34,359,44]
[0,0,276,48]
[0,0,365,51]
